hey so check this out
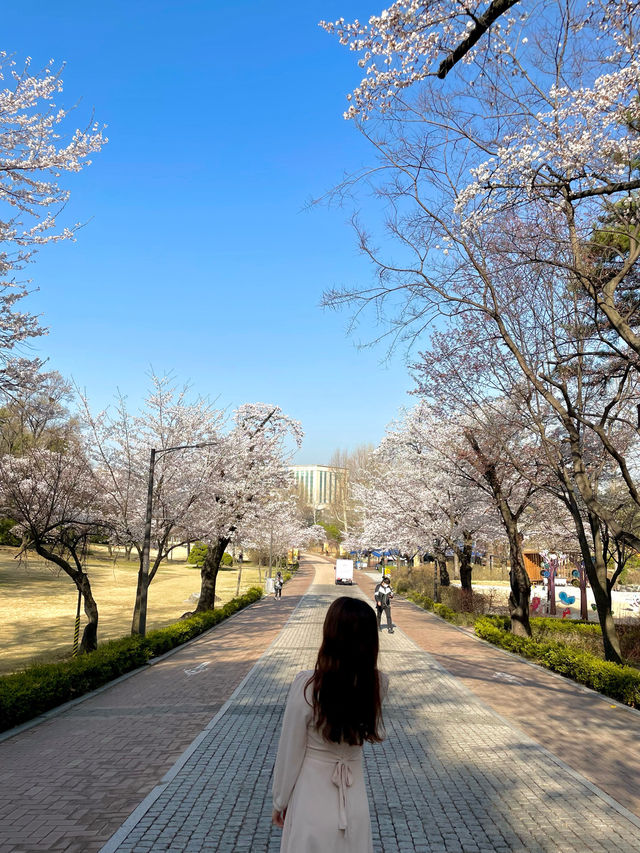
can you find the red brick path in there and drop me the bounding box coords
[0,560,315,853]
[357,570,640,818]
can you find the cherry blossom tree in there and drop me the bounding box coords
[0,367,74,454]
[243,496,325,569]
[515,391,635,660]
[320,3,640,647]
[80,374,224,634]
[0,55,105,386]
[0,440,105,652]
[457,411,540,634]
[414,316,636,656]
[192,404,303,611]
[353,405,500,600]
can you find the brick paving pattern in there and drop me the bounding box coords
[356,569,640,818]
[98,564,640,853]
[0,562,314,853]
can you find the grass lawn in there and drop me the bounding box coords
[0,546,265,675]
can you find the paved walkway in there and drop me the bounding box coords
[0,562,314,853]
[95,560,640,853]
[356,570,640,817]
[3,557,640,852]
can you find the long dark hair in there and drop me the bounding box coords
[307,596,383,745]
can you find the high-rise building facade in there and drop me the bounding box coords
[289,464,346,511]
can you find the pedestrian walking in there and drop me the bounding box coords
[274,571,283,599]
[272,597,388,852]
[374,576,394,633]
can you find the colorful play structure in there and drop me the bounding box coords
[527,550,589,620]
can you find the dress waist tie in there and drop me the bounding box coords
[332,759,354,831]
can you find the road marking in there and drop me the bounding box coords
[492,670,522,684]
[184,662,210,676]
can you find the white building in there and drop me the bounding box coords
[289,464,346,511]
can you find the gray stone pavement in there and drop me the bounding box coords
[100,564,640,853]
[0,562,314,853]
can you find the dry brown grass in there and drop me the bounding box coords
[0,546,265,675]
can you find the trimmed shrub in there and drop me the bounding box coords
[0,587,263,733]
[405,590,478,627]
[0,517,20,546]
[475,617,640,708]
[531,616,602,639]
[187,542,208,565]
[433,602,457,622]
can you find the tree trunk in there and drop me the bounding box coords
[452,548,460,580]
[463,430,531,635]
[507,525,531,637]
[438,558,450,587]
[131,572,146,635]
[79,571,99,653]
[196,536,230,612]
[458,531,474,611]
[548,563,557,616]
[579,561,588,622]
[459,532,473,591]
[33,542,99,653]
[590,521,622,663]
[560,484,622,662]
[433,540,450,586]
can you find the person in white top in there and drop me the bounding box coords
[272,596,388,852]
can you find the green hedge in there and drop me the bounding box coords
[0,587,263,733]
[530,616,602,638]
[475,617,640,708]
[405,591,478,627]
[405,594,640,708]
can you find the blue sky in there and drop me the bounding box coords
[5,0,415,463]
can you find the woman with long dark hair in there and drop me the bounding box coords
[272,596,387,852]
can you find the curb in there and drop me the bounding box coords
[396,593,640,719]
[397,619,640,831]
[0,593,267,744]
[98,579,311,853]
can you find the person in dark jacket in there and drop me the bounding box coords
[374,576,394,633]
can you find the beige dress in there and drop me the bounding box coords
[273,670,387,853]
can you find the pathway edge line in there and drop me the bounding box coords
[98,581,311,853]
[398,594,640,719]
[409,621,640,827]
[0,595,268,745]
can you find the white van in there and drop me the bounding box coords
[335,559,354,585]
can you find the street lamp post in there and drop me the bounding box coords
[132,441,217,637]
[269,521,273,580]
